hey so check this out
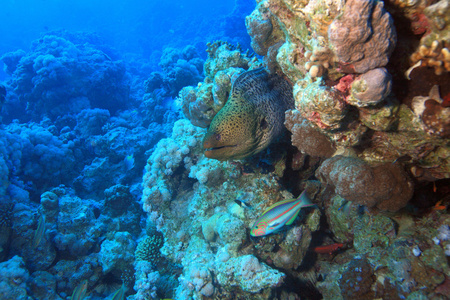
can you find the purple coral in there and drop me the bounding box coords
[348,67,392,107]
[328,0,397,74]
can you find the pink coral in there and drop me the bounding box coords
[328,0,397,74]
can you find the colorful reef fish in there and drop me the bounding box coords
[250,191,316,237]
[111,283,126,300]
[32,214,46,248]
[313,243,345,255]
[71,279,88,300]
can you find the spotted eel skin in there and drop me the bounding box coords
[203,67,294,160]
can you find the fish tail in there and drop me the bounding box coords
[298,191,316,208]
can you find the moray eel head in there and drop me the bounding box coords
[203,104,267,161]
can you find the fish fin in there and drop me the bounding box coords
[299,191,316,208]
[285,209,301,226]
[285,191,315,226]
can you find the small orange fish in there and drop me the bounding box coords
[313,243,344,255]
[432,200,447,211]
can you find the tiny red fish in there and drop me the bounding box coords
[442,92,450,107]
[313,243,344,255]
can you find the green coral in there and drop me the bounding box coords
[135,233,164,264]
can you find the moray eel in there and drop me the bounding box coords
[203,68,294,160]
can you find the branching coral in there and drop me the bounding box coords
[135,233,164,265]
[409,0,450,75]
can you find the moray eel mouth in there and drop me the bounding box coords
[203,141,238,160]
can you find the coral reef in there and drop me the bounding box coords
[339,256,375,299]
[412,85,450,138]
[135,233,164,265]
[328,0,397,74]
[0,256,30,300]
[285,109,336,157]
[0,1,449,299]
[244,0,449,180]
[154,45,204,97]
[179,41,256,128]
[1,32,130,122]
[99,232,136,275]
[408,0,450,75]
[317,155,414,212]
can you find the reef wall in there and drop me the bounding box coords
[138,0,450,299]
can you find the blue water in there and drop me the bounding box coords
[0,1,254,299]
[0,0,252,80]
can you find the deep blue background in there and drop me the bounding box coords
[0,0,254,80]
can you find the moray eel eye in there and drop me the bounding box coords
[215,133,221,141]
[260,118,268,130]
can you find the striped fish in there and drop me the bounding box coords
[32,214,46,248]
[71,280,88,300]
[250,191,315,237]
[111,283,126,300]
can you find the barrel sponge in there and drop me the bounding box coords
[317,156,414,212]
[328,0,397,73]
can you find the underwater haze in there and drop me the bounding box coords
[1,0,450,299]
[0,0,248,80]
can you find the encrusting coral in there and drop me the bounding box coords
[327,0,397,74]
[317,155,414,212]
[284,109,336,157]
[243,0,449,180]
[412,85,450,138]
